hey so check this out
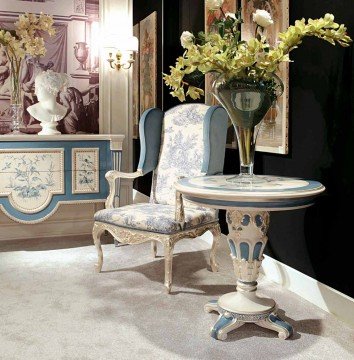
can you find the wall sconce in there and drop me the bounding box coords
[105,36,139,70]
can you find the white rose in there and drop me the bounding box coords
[252,9,273,28]
[180,31,194,49]
[225,12,236,20]
[206,0,224,10]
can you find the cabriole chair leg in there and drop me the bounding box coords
[209,224,221,272]
[93,223,105,273]
[164,240,175,294]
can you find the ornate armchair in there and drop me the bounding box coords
[93,104,228,293]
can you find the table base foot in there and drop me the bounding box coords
[206,300,293,340]
[204,299,219,313]
[256,313,293,339]
[210,312,244,340]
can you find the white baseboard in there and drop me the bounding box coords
[200,233,354,328]
[261,254,354,328]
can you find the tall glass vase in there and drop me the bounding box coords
[212,74,283,185]
[7,55,24,134]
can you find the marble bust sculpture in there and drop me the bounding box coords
[27,70,69,135]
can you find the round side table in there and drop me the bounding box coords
[175,175,325,341]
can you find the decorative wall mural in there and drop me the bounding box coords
[139,11,157,118]
[132,23,140,139]
[241,0,289,154]
[0,0,100,135]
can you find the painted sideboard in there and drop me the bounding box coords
[0,134,124,224]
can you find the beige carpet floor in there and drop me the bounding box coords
[0,234,353,360]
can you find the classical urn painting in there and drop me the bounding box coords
[0,0,100,134]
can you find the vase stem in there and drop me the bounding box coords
[240,164,254,176]
[236,125,256,177]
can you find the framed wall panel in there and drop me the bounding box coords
[204,0,238,148]
[241,0,289,154]
[139,11,157,117]
[132,23,140,139]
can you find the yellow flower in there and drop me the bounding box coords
[163,13,352,101]
[1,12,55,60]
[186,86,204,99]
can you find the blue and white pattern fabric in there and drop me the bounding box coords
[94,203,216,234]
[150,104,209,206]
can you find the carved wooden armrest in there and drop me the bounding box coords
[175,176,186,227]
[105,169,143,209]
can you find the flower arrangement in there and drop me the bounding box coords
[0,13,55,105]
[163,4,352,102]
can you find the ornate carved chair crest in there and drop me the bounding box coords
[93,103,228,293]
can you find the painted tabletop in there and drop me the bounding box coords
[175,175,325,210]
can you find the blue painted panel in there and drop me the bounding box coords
[202,106,228,175]
[137,108,164,175]
[228,239,237,257]
[0,140,114,222]
[208,299,218,305]
[211,314,235,340]
[253,242,263,260]
[183,195,315,210]
[269,314,293,336]
[255,214,263,227]
[241,214,250,226]
[240,242,250,260]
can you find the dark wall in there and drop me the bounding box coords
[258,1,354,297]
[133,1,354,297]
[223,1,354,298]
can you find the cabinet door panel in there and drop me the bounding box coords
[0,149,64,213]
[72,148,100,194]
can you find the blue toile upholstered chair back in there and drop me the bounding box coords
[93,103,228,293]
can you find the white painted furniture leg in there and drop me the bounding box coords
[93,223,105,273]
[209,224,221,272]
[205,210,293,340]
[164,240,175,294]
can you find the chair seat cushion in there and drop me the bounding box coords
[94,203,216,234]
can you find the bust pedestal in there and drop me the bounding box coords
[38,119,61,135]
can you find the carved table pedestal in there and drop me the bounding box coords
[175,175,325,340]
